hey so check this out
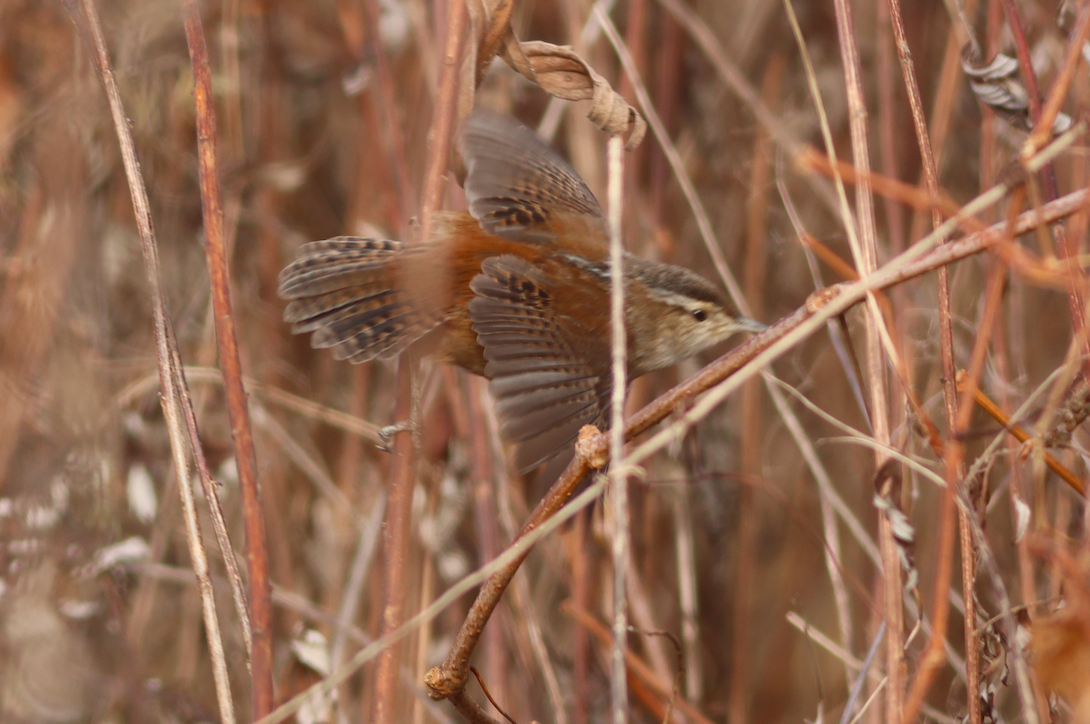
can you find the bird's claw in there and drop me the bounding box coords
[377,420,414,452]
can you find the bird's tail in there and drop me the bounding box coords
[278,236,444,362]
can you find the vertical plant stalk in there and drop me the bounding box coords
[362,0,415,219]
[465,375,509,706]
[884,2,978,722]
[573,513,591,724]
[1025,0,1090,157]
[999,0,1088,360]
[171,342,254,664]
[371,357,417,724]
[730,54,784,724]
[64,0,238,720]
[179,2,274,716]
[373,0,468,721]
[606,133,629,724]
[827,0,900,720]
[419,0,468,232]
[651,6,860,687]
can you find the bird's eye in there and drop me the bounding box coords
[691,309,707,322]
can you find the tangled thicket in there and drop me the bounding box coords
[2,0,1090,722]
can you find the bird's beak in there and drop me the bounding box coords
[735,317,767,334]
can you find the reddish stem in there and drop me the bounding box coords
[180,2,274,716]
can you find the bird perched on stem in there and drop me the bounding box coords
[279,111,764,472]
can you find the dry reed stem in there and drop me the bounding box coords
[511,573,569,723]
[362,0,414,220]
[787,2,902,717]
[464,375,512,712]
[63,0,238,720]
[116,366,383,442]
[331,493,387,680]
[906,10,966,246]
[563,602,715,724]
[999,0,1088,358]
[598,16,868,719]
[179,2,274,714]
[599,20,866,692]
[652,0,845,216]
[1026,0,1090,157]
[797,151,1088,291]
[372,0,469,718]
[625,174,1087,472]
[777,169,885,585]
[885,1,979,720]
[730,53,784,724]
[956,374,1083,494]
[261,475,608,724]
[671,476,703,703]
[371,347,419,724]
[595,7,740,305]
[571,510,591,724]
[606,130,630,724]
[449,688,505,724]
[44,4,1090,719]
[170,342,254,664]
[638,19,882,689]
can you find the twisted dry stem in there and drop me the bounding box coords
[424,185,1090,710]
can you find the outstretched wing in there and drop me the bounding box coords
[458,110,608,248]
[468,254,612,472]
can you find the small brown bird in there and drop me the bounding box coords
[279,111,764,471]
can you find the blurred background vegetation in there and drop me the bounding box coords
[1,0,1088,722]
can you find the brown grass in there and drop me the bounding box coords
[2,0,1090,722]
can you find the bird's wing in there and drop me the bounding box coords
[468,254,612,472]
[279,237,443,362]
[458,110,608,249]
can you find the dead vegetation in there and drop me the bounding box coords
[2,0,1090,722]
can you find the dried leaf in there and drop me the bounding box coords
[961,45,1073,135]
[1012,493,1031,543]
[872,461,920,603]
[459,0,646,149]
[502,40,647,149]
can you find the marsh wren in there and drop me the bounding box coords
[279,111,764,471]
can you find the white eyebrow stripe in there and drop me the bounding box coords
[645,289,704,308]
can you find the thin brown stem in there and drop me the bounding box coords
[375,1,468,721]
[730,53,783,724]
[371,357,419,724]
[885,0,979,720]
[64,0,240,719]
[179,2,273,715]
[828,0,899,717]
[1027,0,1090,155]
[606,131,630,724]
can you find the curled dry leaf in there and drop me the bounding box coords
[460,0,646,149]
[502,40,647,149]
[1029,610,1090,723]
[961,44,1074,135]
[872,460,920,595]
